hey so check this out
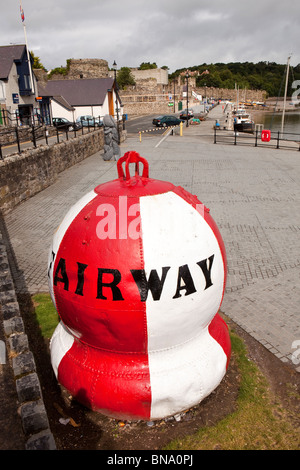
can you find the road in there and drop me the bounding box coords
[124,113,183,136]
[1,115,172,158]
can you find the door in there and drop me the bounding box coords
[108,91,114,117]
[18,105,33,125]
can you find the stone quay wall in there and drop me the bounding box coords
[0,128,105,215]
[195,86,267,102]
[120,86,267,116]
[0,227,56,449]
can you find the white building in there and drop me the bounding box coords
[0,44,38,126]
[39,77,122,124]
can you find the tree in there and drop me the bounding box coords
[48,59,72,78]
[197,71,222,88]
[139,62,157,70]
[30,51,47,71]
[117,67,136,89]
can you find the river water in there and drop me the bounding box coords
[253,110,300,137]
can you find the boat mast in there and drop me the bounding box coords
[281,55,291,135]
[235,82,239,111]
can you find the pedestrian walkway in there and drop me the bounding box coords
[3,105,300,371]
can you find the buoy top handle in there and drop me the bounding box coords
[117,151,149,180]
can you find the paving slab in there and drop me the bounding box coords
[3,105,300,372]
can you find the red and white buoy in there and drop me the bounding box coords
[48,151,231,421]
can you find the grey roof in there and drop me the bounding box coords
[52,96,75,111]
[40,78,115,106]
[0,45,26,79]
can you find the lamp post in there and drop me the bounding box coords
[112,60,120,144]
[186,71,189,127]
[173,79,176,113]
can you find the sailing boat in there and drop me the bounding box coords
[233,84,255,133]
[281,55,291,135]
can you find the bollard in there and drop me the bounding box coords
[32,125,37,148]
[180,121,183,136]
[15,127,21,153]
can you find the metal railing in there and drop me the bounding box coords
[214,128,300,151]
[0,122,103,160]
[0,116,126,159]
[0,108,49,127]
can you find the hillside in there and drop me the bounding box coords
[170,62,300,97]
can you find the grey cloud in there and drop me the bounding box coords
[1,0,299,73]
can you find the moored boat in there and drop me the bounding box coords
[233,108,255,133]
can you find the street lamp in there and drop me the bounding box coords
[186,71,189,127]
[173,79,176,113]
[112,60,120,144]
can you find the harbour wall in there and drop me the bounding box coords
[120,86,267,117]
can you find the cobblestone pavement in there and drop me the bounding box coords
[3,106,300,372]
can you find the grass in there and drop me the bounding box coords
[32,293,300,450]
[32,293,59,339]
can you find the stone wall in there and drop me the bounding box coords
[0,128,105,214]
[196,86,267,102]
[0,126,56,146]
[130,68,169,86]
[0,226,56,449]
[49,59,109,80]
[120,84,267,116]
[0,126,33,145]
[120,85,172,116]
[122,99,172,116]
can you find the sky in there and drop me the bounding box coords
[1,0,299,73]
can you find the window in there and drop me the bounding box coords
[24,75,31,90]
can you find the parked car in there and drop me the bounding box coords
[179,109,194,120]
[52,117,81,131]
[152,115,183,127]
[152,115,164,126]
[76,115,103,127]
